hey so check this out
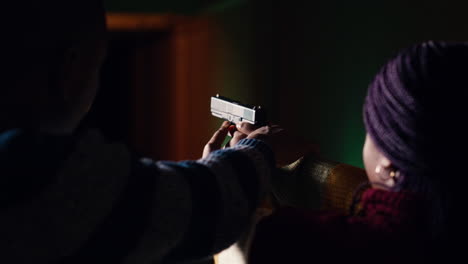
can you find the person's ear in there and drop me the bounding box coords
[374,156,401,188]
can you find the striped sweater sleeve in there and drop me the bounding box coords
[128,138,275,263]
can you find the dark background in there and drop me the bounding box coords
[100,0,468,167]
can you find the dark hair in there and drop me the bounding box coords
[364,41,468,241]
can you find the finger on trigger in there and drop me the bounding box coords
[228,125,237,137]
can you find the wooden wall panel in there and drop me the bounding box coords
[171,17,218,160]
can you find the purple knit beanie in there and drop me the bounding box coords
[364,41,468,184]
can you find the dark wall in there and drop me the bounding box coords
[104,0,238,13]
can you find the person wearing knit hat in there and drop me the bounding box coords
[363,41,468,240]
[248,41,468,263]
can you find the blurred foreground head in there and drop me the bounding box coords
[0,0,107,134]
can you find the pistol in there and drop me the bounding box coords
[210,94,266,125]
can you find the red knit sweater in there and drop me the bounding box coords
[249,189,440,263]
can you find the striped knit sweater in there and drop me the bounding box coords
[0,129,274,264]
